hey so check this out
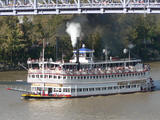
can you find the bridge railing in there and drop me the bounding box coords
[0,0,159,15]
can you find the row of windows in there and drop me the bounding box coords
[29,72,146,79]
[71,85,139,92]
[33,87,70,93]
[33,84,139,93]
[52,88,70,92]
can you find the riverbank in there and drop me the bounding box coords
[0,63,26,72]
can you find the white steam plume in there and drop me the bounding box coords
[66,22,81,47]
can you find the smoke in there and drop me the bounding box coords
[128,44,135,49]
[66,22,81,47]
[18,16,24,24]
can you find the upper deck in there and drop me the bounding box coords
[27,44,150,84]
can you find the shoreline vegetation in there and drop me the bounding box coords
[0,63,25,72]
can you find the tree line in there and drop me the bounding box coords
[0,14,160,66]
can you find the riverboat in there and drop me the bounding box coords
[22,43,154,99]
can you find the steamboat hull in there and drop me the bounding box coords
[21,89,154,99]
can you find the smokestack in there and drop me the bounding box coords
[76,37,80,70]
[55,37,59,61]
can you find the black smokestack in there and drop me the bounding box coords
[76,37,80,70]
[55,37,59,61]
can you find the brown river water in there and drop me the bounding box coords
[0,62,160,120]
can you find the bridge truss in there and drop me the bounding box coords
[0,0,160,15]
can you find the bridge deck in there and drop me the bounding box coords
[0,0,160,15]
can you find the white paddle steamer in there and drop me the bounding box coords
[22,44,154,98]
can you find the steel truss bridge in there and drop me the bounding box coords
[0,0,160,15]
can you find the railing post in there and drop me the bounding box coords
[13,0,16,15]
[78,0,80,8]
[78,0,81,13]
[6,0,9,5]
[34,0,37,14]
[34,0,37,9]
[48,0,51,4]
[56,0,59,14]
[123,0,127,13]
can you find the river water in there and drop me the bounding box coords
[0,62,160,120]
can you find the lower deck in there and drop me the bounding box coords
[29,78,154,98]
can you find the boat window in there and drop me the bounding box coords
[114,86,119,89]
[63,76,66,79]
[93,76,96,79]
[63,88,70,92]
[40,75,43,78]
[126,85,130,88]
[89,88,94,91]
[37,87,42,91]
[63,88,67,92]
[83,88,88,92]
[54,88,58,92]
[58,76,61,79]
[108,87,112,90]
[32,75,35,78]
[49,75,52,78]
[78,76,80,79]
[96,76,98,79]
[71,88,75,92]
[54,76,57,79]
[87,76,89,79]
[44,75,47,78]
[77,88,82,92]
[71,76,73,79]
[59,88,61,92]
[102,87,106,90]
[36,75,39,78]
[84,76,86,79]
[95,88,101,91]
[90,76,92,79]
[74,76,76,79]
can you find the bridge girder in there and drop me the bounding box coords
[0,0,159,15]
